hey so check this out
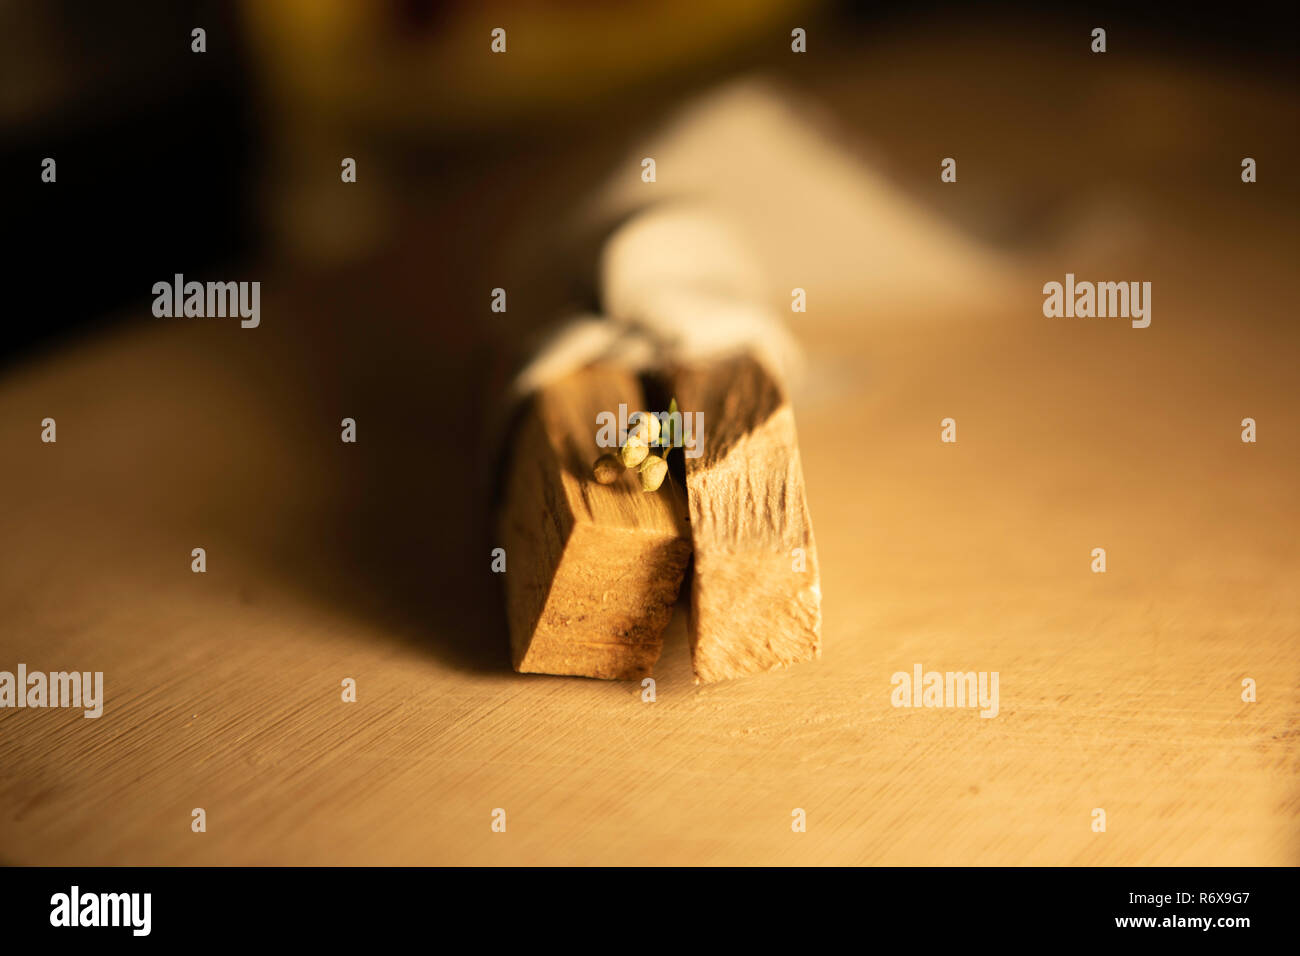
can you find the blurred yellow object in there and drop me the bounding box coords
[242,0,820,130]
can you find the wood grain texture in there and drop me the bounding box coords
[498,366,691,679]
[0,253,1293,866]
[673,355,822,682]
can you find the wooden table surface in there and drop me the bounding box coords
[2,28,1296,866]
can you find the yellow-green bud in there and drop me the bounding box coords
[627,411,661,446]
[593,453,623,485]
[638,454,668,492]
[620,436,649,468]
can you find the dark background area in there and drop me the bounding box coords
[2,2,258,366]
[2,0,1294,369]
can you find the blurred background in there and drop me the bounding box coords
[1,1,1297,865]
[3,0,1295,364]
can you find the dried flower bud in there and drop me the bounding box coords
[620,436,649,468]
[593,454,623,485]
[638,453,668,492]
[627,411,661,446]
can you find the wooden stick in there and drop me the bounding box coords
[498,365,691,679]
[672,354,823,682]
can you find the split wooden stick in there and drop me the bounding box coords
[498,364,691,680]
[672,354,822,682]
